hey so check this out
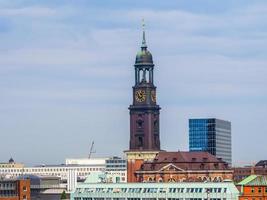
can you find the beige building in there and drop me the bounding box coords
[0,158,24,168]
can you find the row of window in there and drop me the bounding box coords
[76,187,228,194]
[106,165,126,168]
[74,198,226,200]
[0,190,17,196]
[0,164,15,168]
[0,167,105,173]
[251,187,267,193]
[106,160,126,164]
[0,183,16,188]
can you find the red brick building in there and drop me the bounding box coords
[0,179,30,200]
[133,151,233,182]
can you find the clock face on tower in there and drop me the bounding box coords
[151,90,156,102]
[135,90,146,102]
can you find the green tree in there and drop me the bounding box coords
[60,190,67,199]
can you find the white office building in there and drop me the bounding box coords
[0,157,127,183]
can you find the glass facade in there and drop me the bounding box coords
[106,157,127,171]
[189,118,232,165]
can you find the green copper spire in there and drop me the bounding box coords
[141,19,147,50]
[135,19,153,65]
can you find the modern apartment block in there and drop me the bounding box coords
[189,118,232,165]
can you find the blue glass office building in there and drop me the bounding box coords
[189,118,232,165]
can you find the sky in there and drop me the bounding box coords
[0,0,266,166]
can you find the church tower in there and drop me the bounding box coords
[129,24,161,151]
[125,22,161,182]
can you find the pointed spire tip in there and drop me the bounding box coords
[141,18,147,49]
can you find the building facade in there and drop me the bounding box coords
[0,157,126,183]
[189,118,232,165]
[237,175,267,200]
[66,158,107,165]
[0,164,104,181]
[233,160,267,183]
[0,158,24,169]
[0,179,30,200]
[70,182,239,200]
[135,151,233,183]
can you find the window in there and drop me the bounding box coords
[23,186,27,191]
[258,187,262,193]
[169,188,176,193]
[251,187,254,193]
[138,137,143,147]
[159,188,167,193]
[137,120,143,128]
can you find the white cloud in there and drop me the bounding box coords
[0,6,57,17]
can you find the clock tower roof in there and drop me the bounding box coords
[135,21,153,65]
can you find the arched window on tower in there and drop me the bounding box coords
[145,69,149,82]
[139,69,143,83]
[154,120,159,134]
[137,119,143,128]
[154,135,159,147]
[138,136,143,147]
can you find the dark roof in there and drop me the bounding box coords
[9,157,14,163]
[138,151,229,172]
[256,160,267,167]
[17,174,40,180]
[135,49,153,65]
[152,151,221,163]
